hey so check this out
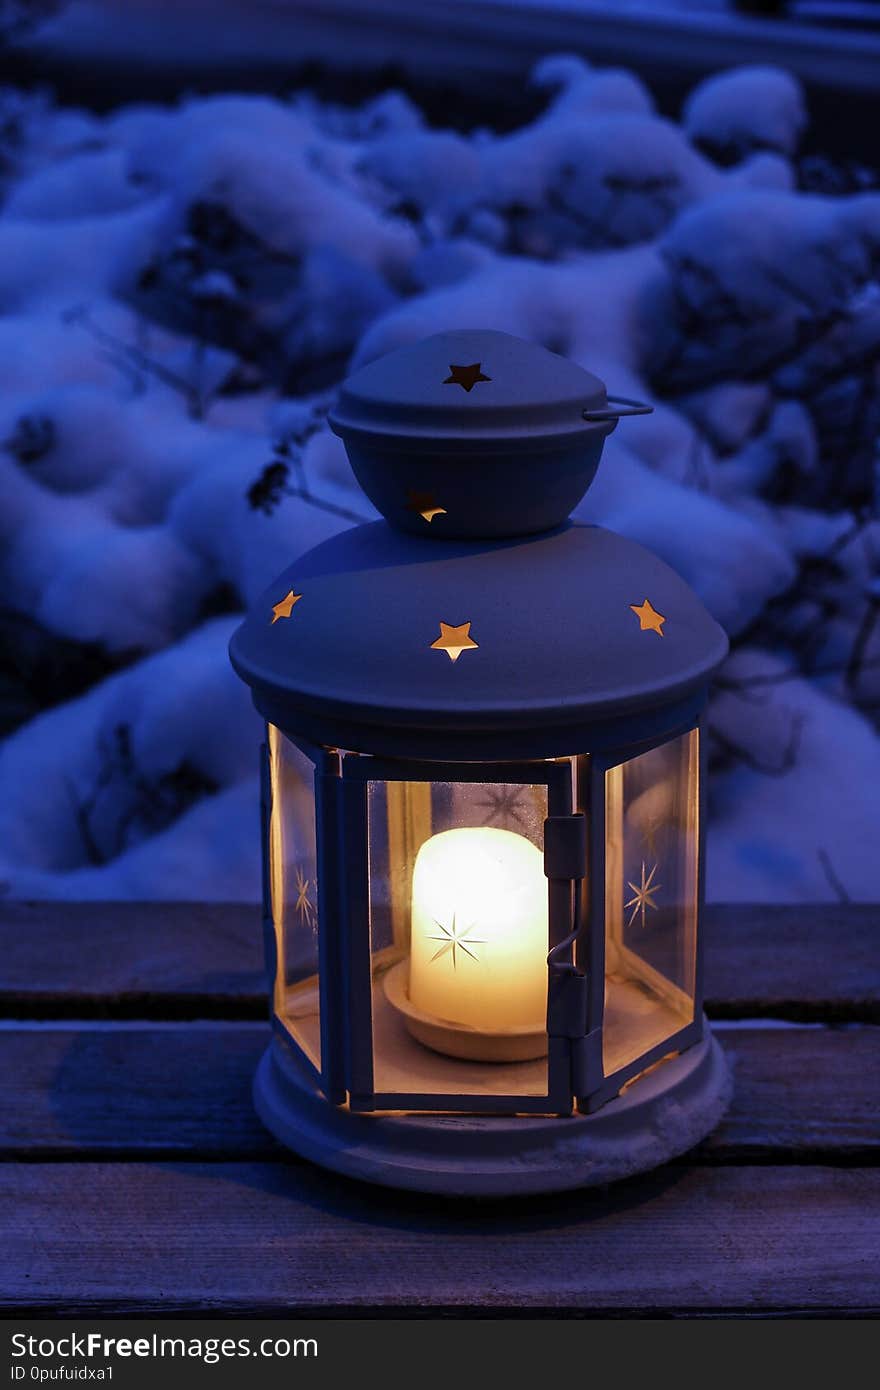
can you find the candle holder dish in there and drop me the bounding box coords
[382,959,549,1063]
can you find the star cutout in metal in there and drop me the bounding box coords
[271,589,302,624]
[294,865,316,930]
[630,597,666,636]
[431,620,479,662]
[625,861,661,930]
[406,489,447,523]
[426,913,486,970]
[443,362,491,392]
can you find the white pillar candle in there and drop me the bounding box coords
[409,826,548,1033]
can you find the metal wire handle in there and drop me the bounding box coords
[583,394,654,422]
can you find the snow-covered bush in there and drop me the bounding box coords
[0,56,877,903]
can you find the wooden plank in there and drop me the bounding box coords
[703,1026,879,1162]
[17,0,880,99]
[0,1024,274,1160]
[0,902,266,1017]
[1,1162,877,1314]
[318,0,880,97]
[0,1022,875,1162]
[704,904,880,1022]
[0,902,877,1019]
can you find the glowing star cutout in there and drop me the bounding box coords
[625,861,661,930]
[426,913,486,970]
[443,362,491,392]
[630,597,666,636]
[271,590,302,624]
[294,866,315,929]
[406,490,447,523]
[430,621,479,662]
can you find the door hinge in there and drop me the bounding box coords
[544,813,587,882]
[570,1029,602,1097]
[544,811,587,1009]
[544,813,595,1096]
[547,969,587,1038]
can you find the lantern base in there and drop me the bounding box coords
[253,1021,731,1196]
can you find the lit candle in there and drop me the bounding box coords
[409,826,548,1033]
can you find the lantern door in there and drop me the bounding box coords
[340,756,577,1114]
[581,724,704,1111]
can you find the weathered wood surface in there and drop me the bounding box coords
[2,1163,877,1315]
[0,902,266,1016]
[706,904,879,1022]
[0,902,877,1315]
[0,1023,875,1163]
[1,901,877,1018]
[13,0,880,102]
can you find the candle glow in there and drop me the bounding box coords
[409,825,548,1034]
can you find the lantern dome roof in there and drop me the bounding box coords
[230,520,729,759]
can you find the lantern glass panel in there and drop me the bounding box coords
[366,777,551,1098]
[267,725,321,1070]
[602,728,699,1078]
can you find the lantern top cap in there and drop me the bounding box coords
[330,329,609,446]
[329,329,652,540]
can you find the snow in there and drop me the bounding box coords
[708,649,880,903]
[0,53,877,904]
[574,438,796,635]
[683,66,808,160]
[0,618,260,896]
